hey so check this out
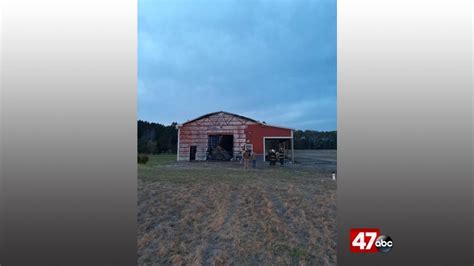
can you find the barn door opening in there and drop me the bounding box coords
[207,135,234,161]
[264,138,293,162]
[189,146,197,161]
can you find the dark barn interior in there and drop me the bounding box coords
[264,138,292,161]
[207,135,234,161]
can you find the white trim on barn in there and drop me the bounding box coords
[291,130,294,162]
[176,127,180,161]
[259,123,294,131]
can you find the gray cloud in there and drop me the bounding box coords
[138,0,336,130]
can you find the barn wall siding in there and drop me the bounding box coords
[177,112,292,161]
[245,124,292,155]
[177,112,257,161]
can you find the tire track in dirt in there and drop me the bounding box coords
[138,183,211,265]
[223,191,240,225]
[182,185,218,265]
[296,183,337,265]
[293,186,330,265]
[264,186,310,247]
[254,186,299,265]
[229,185,265,265]
[203,188,240,266]
[263,185,329,265]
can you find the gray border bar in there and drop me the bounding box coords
[1,0,137,265]
[1,2,6,262]
[337,0,472,265]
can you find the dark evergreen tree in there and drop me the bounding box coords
[137,120,178,154]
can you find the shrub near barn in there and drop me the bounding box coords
[137,155,149,164]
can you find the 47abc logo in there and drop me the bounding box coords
[350,228,393,254]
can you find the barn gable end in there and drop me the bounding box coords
[177,111,258,161]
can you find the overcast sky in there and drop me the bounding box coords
[138,0,336,131]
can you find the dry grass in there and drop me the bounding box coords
[138,151,336,265]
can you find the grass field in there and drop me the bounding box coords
[138,150,336,265]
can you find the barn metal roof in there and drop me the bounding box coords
[178,111,294,130]
[180,111,259,126]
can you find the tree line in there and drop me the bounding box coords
[138,120,178,154]
[137,120,336,154]
[293,130,337,150]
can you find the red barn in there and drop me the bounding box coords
[176,111,294,162]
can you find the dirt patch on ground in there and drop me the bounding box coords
[138,150,336,265]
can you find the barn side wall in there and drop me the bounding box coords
[178,113,256,161]
[245,124,292,156]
